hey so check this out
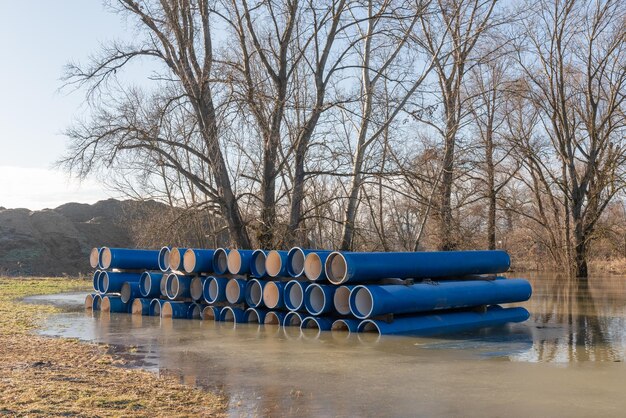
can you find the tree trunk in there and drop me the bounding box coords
[438,116,457,251]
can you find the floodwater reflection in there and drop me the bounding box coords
[27,273,626,417]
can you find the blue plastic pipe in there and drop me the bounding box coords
[202,305,222,321]
[190,276,208,301]
[161,301,193,318]
[226,278,247,304]
[264,311,286,325]
[99,247,160,270]
[120,281,141,303]
[263,281,286,309]
[300,316,334,334]
[349,278,532,319]
[333,285,356,315]
[131,298,151,315]
[187,303,203,319]
[212,248,230,275]
[303,251,333,281]
[325,250,511,284]
[284,280,311,311]
[92,294,102,310]
[304,283,336,315]
[358,305,530,336]
[227,249,254,275]
[97,271,106,294]
[220,306,247,323]
[331,318,360,333]
[165,273,194,300]
[90,247,102,269]
[168,247,188,271]
[158,246,171,272]
[183,248,215,274]
[244,307,268,324]
[85,293,96,310]
[250,249,268,278]
[139,271,164,298]
[149,298,165,316]
[92,269,102,293]
[288,248,332,278]
[265,250,289,278]
[203,276,229,304]
[101,271,142,293]
[101,295,129,313]
[245,279,267,308]
[283,311,305,327]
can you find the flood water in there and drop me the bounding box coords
[27,273,626,417]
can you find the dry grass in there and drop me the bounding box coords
[0,277,225,417]
[589,257,626,274]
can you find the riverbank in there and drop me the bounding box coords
[0,277,225,417]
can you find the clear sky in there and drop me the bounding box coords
[0,1,132,210]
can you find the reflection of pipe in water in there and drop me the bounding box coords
[264,311,286,327]
[331,318,360,334]
[325,250,511,284]
[244,307,268,324]
[220,306,246,324]
[131,298,151,315]
[85,293,96,310]
[284,280,310,312]
[300,316,333,339]
[283,311,305,327]
[357,305,530,338]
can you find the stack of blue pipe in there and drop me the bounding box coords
[85,246,532,337]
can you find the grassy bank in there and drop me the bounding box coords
[0,277,225,417]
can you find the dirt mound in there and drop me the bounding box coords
[0,199,167,276]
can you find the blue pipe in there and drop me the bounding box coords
[92,294,102,311]
[349,278,532,319]
[265,250,289,278]
[120,281,142,303]
[131,298,151,315]
[220,306,247,323]
[101,295,129,313]
[190,276,208,301]
[250,249,268,278]
[245,279,267,308]
[263,281,286,309]
[303,251,333,282]
[283,311,305,327]
[325,250,511,284]
[300,316,334,333]
[161,301,193,318]
[187,302,204,319]
[90,247,102,268]
[304,283,336,315]
[92,269,102,293]
[101,271,142,293]
[284,280,311,311]
[227,249,255,275]
[149,298,165,316]
[183,248,215,274]
[139,271,164,298]
[212,248,230,275]
[358,305,530,336]
[97,271,107,294]
[333,285,356,315]
[331,318,360,333]
[288,248,332,278]
[202,305,222,321]
[158,246,171,272]
[244,307,268,324]
[226,278,247,304]
[168,247,188,271]
[165,273,194,300]
[99,247,160,270]
[85,293,96,310]
[264,311,286,325]
[203,276,229,304]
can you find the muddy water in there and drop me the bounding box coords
[29,274,626,417]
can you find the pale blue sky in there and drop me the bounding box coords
[0,1,131,209]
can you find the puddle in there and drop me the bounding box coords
[27,273,626,417]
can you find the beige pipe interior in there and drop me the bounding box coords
[265,251,283,277]
[304,253,322,281]
[263,282,280,308]
[183,249,196,273]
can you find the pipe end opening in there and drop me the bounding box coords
[325,252,347,284]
